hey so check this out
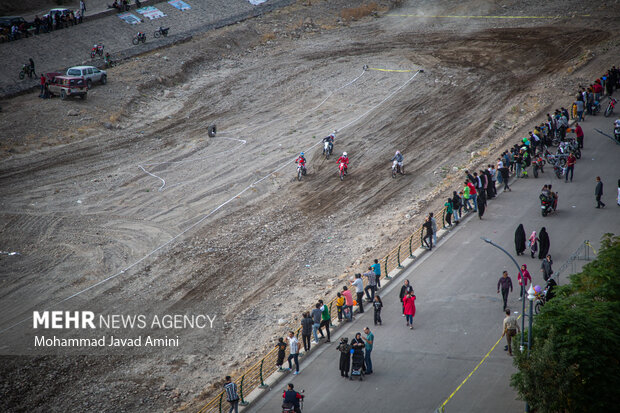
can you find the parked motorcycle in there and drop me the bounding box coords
[132,32,147,45]
[614,125,620,143]
[90,44,104,59]
[604,97,617,117]
[19,64,34,79]
[154,26,169,38]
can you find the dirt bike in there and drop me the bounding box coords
[90,44,104,59]
[391,160,403,178]
[132,32,146,45]
[19,64,34,79]
[615,126,620,143]
[338,162,347,181]
[154,26,169,38]
[604,98,617,117]
[551,160,564,179]
[296,163,306,181]
[323,141,333,160]
[540,194,555,216]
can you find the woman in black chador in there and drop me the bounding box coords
[538,227,550,259]
[515,224,526,256]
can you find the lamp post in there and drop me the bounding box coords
[481,237,526,349]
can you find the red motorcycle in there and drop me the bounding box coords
[338,162,348,180]
[90,44,104,59]
[604,97,617,117]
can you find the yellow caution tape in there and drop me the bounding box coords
[585,241,598,255]
[389,14,590,19]
[438,315,522,410]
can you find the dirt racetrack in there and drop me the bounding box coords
[1,0,620,411]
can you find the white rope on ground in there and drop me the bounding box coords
[138,137,247,191]
[0,65,423,335]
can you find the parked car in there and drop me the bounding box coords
[66,66,107,89]
[0,16,27,29]
[47,75,87,100]
[43,8,73,19]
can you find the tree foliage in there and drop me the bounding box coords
[511,234,620,413]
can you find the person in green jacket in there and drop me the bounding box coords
[463,181,472,211]
[444,198,453,227]
[318,299,331,343]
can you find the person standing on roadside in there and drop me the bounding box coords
[371,259,381,289]
[224,376,240,413]
[351,274,364,313]
[595,176,606,208]
[517,264,531,301]
[335,292,345,322]
[463,182,472,211]
[300,312,312,352]
[403,290,416,329]
[444,198,453,227]
[422,216,433,250]
[80,0,86,17]
[342,286,353,321]
[276,337,287,371]
[452,191,461,223]
[286,331,300,375]
[363,267,377,302]
[467,180,478,212]
[541,255,554,282]
[497,271,513,311]
[502,309,520,356]
[399,280,413,316]
[565,152,576,183]
[430,212,438,245]
[575,122,584,149]
[362,327,374,374]
[318,299,331,343]
[311,303,324,344]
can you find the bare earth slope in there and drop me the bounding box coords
[1,0,620,411]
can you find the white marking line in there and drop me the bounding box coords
[138,137,247,191]
[0,67,422,335]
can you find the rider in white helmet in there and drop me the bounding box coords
[337,151,349,175]
[391,150,404,174]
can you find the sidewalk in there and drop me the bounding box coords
[244,110,620,412]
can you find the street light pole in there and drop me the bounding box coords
[481,237,526,349]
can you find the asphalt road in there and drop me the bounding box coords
[246,112,620,413]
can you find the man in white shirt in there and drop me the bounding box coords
[286,331,300,375]
[351,274,364,313]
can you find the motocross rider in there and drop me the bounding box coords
[322,131,335,155]
[295,152,306,170]
[336,152,349,175]
[391,150,404,173]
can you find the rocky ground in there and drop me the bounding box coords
[1,0,620,412]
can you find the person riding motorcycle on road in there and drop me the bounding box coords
[282,383,303,413]
[391,150,404,174]
[336,152,349,175]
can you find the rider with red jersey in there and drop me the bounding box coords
[295,152,306,167]
[336,152,349,175]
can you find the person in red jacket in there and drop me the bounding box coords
[403,290,416,329]
[336,152,349,175]
[517,264,532,301]
[467,181,478,212]
[39,74,46,98]
[574,122,584,149]
[565,152,576,183]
